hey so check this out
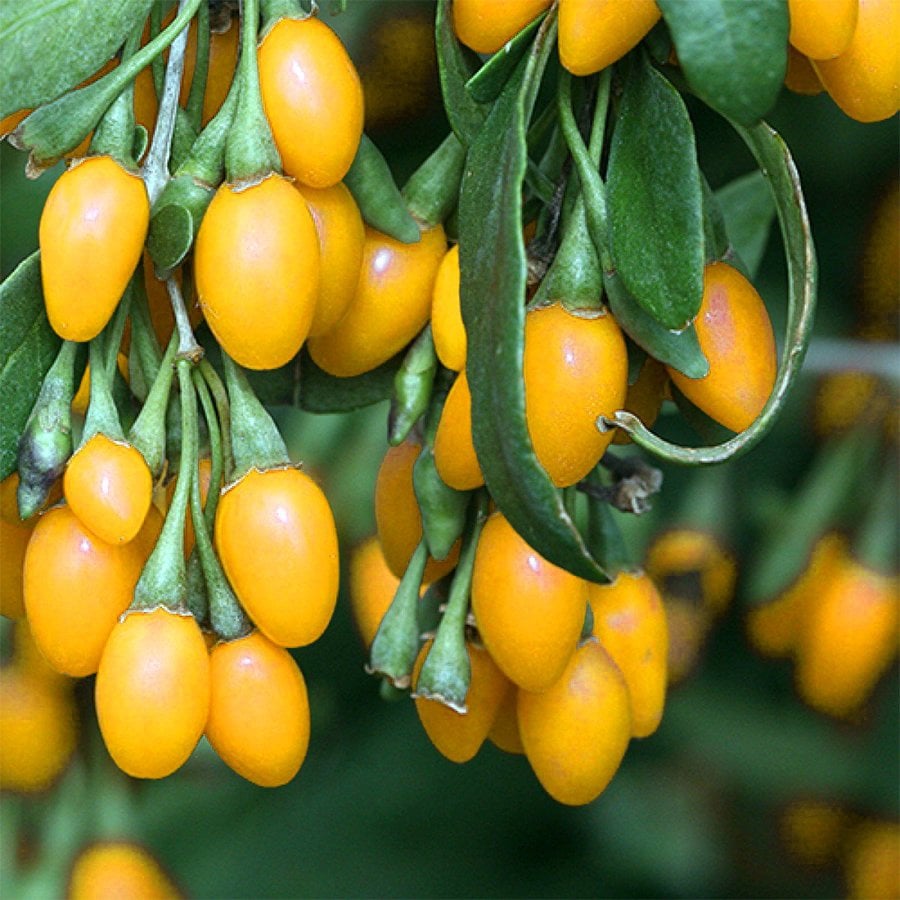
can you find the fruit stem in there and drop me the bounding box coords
[192,369,224,534]
[198,359,234,479]
[129,333,179,479]
[127,271,164,401]
[226,0,282,185]
[185,0,210,131]
[168,277,204,361]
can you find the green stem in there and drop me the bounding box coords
[198,359,234,480]
[167,276,203,360]
[150,3,165,98]
[192,370,223,533]
[89,26,141,166]
[128,333,179,478]
[142,0,194,204]
[185,0,210,131]
[853,459,898,574]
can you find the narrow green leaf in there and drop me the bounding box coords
[434,0,487,146]
[607,51,704,331]
[0,252,62,479]
[465,13,545,103]
[657,0,788,126]
[0,0,154,118]
[459,11,607,583]
[715,170,776,279]
[146,204,194,275]
[296,349,400,413]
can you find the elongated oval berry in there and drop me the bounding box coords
[68,842,182,900]
[206,631,310,787]
[215,467,339,647]
[295,182,365,337]
[23,505,148,677]
[96,607,210,779]
[588,571,668,738]
[471,512,587,692]
[64,434,152,545]
[559,0,661,76]
[667,262,777,433]
[40,156,149,342]
[488,686,525,755]
[1,517,32,620]
[813,0,900,122]
[524,304,628,487]
[413,640,512,764]
[307,225,446,377]
[453,0,552,54]
[258,15,364,188]
[518,640,632,805]
[195,173,320,370]
[788,0,858,60]
[431,245,466,371]
[433,371,484,491]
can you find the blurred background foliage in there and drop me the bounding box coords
[1,1,898,897]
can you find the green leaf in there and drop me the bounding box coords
[459,11,608,583]
[146,204,194,275]
[607,51,704,331]
[434,0,487,146]
[0,0,154,118]
[465,13,545,103]
[715,170,776,279]
[296,349,400,413]
[0,252,62,480]
[657,0,788,126]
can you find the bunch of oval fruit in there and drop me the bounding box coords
[0,0,892,806]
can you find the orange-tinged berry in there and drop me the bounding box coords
[524,304,628,487]
[12,620,72,692]
[487,685,525,755]
[258,15,364,188]
[795,557,900,717]
[96,607,209,779]
[813,0,900,122]
[215,467,339,648]
[295,182,366,337]
[788,0,858,60]
[413,640,512,764]
[845,820,900,900]
[64,434,153,545]
[663,598,708,685]
[0,665,77,793]
[1,473,25,523]
[452,0,552,54]
[308,224,447,377]
[559,0,661,76]
[374,440,460,583]
[471,512,587,692]
[23,505,146,677]
[431,245,466,371]
[588,570,669,738]
[195,173,320,370]
[518,640,632,805]
[68,841,182,900]
[433,370,484,491]
[667,262,777,434]
[206,631,310,787]
[71,353,130,417]
[1,517,32,620]
[349,538,402,648]
[613,356,669,445]
[780,799,847,868]
[785,46,825,94]
[178,16,240,127]
[143,260,202,350]
[39,156,149,342]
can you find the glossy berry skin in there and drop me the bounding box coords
[206,631,310,787]
[68,842,181,900]
[668,262,777,434]
[471,513,588,692]
[374,440,460,584]
[215,467,339,648]
[488,686,525,755]
[452,0,552,54]
[0,666,77,793]
[433,371,484,491]
[588,571,668,738]
[23,505,147,677]
[307,225,447,377]
[524,304,628,487]
[559,0,661,76]
[518,640,632,806]
[788,0,857,60]
[295,182,365,337]
[1,517,32,619]
[813,0,900,122]
[40,156,149,342]
[413,640,512,764]
[349,537,402,648]
[795,557,899,718]
[258,16,364,188]
[64,434,153,545]
[195,174,320,370]
[96,607,210,779]
[431,245,466,371]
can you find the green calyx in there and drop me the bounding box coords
[130,359,197,612]
[368,540,430,689]
[225,0,281,185]
[16,340,79,520]
[128,333,178,480]
[12,0,203,171]
[389,327,437,446]
[260,0,306,30]
[222,354,289,481]
[412,493,487,710]
[402,132,467,230]
[344,134,421,244]
[127,274,164,402]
